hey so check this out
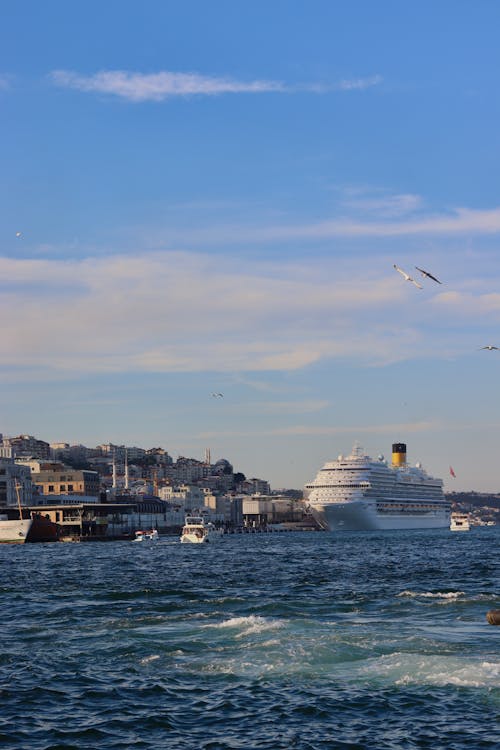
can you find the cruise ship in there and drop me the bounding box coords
[305,443,450,531]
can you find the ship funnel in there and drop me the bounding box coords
[392,443,406,466]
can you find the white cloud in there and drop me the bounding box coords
[49,69,382,101]
[339,190,423,217]
[336,75,383,91]
[50,69,287,101]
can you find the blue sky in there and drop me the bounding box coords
[1,1,500,491]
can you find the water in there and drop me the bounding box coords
[1,528,499,749]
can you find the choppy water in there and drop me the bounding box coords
[1,528,499,749]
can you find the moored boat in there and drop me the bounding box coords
[0,511,58,544]
[0,516,32,543]
[0,475,58,544]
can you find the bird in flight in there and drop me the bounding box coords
[479,345,499,350]
[393,264,423,289]
[211,392,224,398]
[415,266,442,284]
[15,231,22,238]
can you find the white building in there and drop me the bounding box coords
[159,484,207,510]
[0,459,34,508]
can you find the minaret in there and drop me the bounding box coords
[124,448,129,490]
[204,447,211,465]
[112,449,117,488]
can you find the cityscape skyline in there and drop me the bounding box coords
[2,3,500,492]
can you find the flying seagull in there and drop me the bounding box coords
[211,392,224,398]
[415,266,442,284]
[393,264,423,289]
[479,345,499,350]
[15,231,22,238]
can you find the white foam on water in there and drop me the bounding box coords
[397,590,465,602]
[207,615,285,638]
[139,654,160,665]
[259,638,282,647]
[360,652,500,688]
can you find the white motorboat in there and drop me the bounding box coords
[450,513,470,531]
[180,516,223,544]
[133,529,159,542]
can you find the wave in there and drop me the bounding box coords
[362,653,500,688]
[397,590,465,601]
[207,615,285,638]
[139,654,160,665]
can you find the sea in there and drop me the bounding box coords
[1,527,499,750]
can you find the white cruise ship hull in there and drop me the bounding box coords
[312,500,449,531]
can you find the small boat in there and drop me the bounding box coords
[133,529,159,542]
[180,516,223,544]
[450,513,470,532]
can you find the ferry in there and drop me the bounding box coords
[0,478,58,543]
[305,442,450,531]
[0,516,33,543]
[180,516,224,544]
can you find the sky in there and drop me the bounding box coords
[1,1,500,492]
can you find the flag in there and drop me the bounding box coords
[449,466,456,478]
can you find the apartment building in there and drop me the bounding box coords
[31,465,100,497]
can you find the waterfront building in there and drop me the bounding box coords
[204,493,243,526]
[242,494,305,528]
[37,494,186,541]
[35,494,99,506]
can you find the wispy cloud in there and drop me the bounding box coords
[49,69,382,101]
[433,290,500,315]
[250,206,500,241]
[50,70,287,101]
[0,74,11,91]
[254,400,330,414]
[337,187,423,217]
[0,250,420,376]
[164,205,500,246]
[0,248,497,380]
[336,75,383,91]
[197,420,441,439]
